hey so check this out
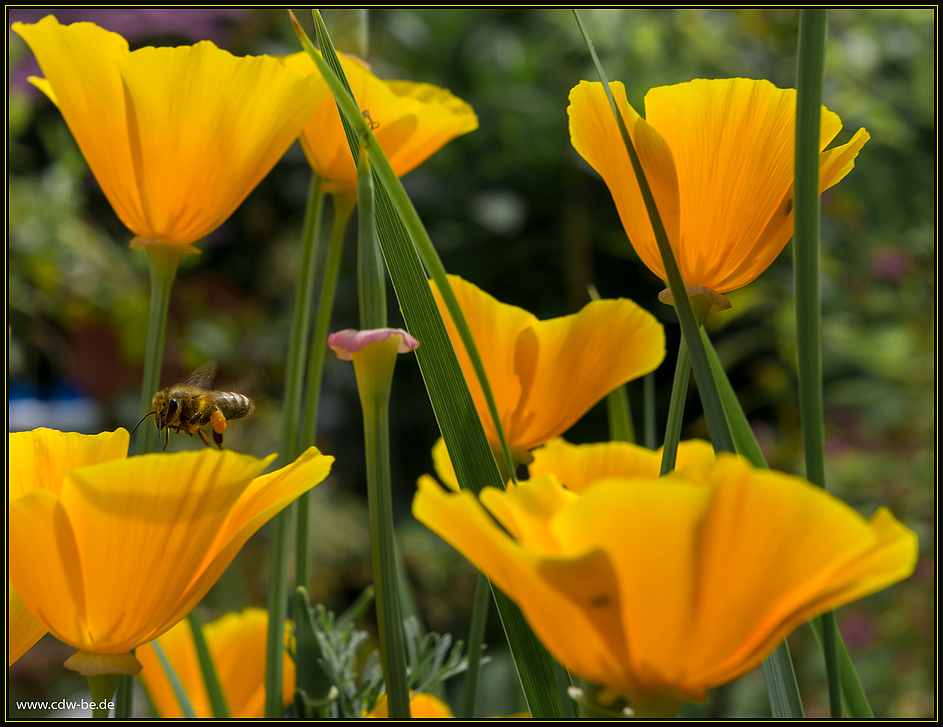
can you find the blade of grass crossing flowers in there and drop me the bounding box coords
[153,640,198,719]
[300,11,564,717]
[795,9,842,718]
[265,174,325,717]
[188,612,230,718]
[572,9,734,456]
[302,9,519,486]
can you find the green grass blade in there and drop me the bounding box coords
[296,11,563,717]
[660,338,691,474]
[761,641,805,718]
[188,612,230,718]
[795,9,842,717]
[571,9,734,455]
[152,640,197,719]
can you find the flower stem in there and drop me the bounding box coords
[188,611,229,718]
[152,641,197,718]
[87,673,120,719]
[296,192,356,590]
[356,152,410,718]
[355,338,411,719]
[660,337,691,474]
[643,373,657,449]
[131,239,199,455]
[266,174,325,718]
[795,9,842,718]
[462,573,490,718]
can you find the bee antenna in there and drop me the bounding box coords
[129,410,157,437]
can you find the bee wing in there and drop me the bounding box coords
[185,360,218,390]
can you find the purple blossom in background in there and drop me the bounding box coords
[870,249,914,283]
[9,8,251,95]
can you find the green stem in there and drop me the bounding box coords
[152,641,197,718]
[296,192,355,591]
[356,343,411,719]
[87,673,120,719]
[132,240,197,455]
[461,573,490,718]
[643,373,656,449]
[660,337,691,475]
[265,174,325,718]
[356,153,410,718]
[572,9,734,455]
[301,193,357,448]
[606,385,635,443]
[188,611,229,718]
[795,9,841,718]
[112,675,133,719]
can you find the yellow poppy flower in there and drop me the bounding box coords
[137,608,295,718]
[528,437,717,493]
[413,451,916,715]
[280,51,478,193]
[432,275,665,455]
[12,15,327,245]
[9,428,333,673]
[568,78,870,296]
[366,691,454,718]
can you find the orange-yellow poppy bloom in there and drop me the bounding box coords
[366,692,454,718]
[432,275,665,455]
[568,78,870,296]
[12,16,327,245]
[9,428,333,673]
[137,608,295,718]
[414,450,916,715]
[528,437,717,492]
[281,51,478,193]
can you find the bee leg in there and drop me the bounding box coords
[196,428,214,449]
[162,429,169,452]
[210,410,227,450]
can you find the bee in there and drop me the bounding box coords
[131,361,254,451]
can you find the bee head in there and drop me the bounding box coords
[151,390,180,431]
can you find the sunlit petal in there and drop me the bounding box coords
[529,438,715,493]
[432,275,536,445]
[510,298,665,451]
[8,583,47,666]
[414,449,917,706]
[413,477,634,690]
[569,77,869,295]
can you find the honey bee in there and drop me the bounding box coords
[131,361,254,451]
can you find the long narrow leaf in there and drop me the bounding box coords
[795,8,842,717]
[296,11,564,717]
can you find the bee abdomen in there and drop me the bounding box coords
[214,392,255,420]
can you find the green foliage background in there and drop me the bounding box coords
[8,8,934,718]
